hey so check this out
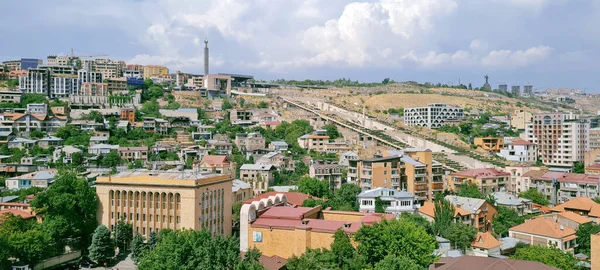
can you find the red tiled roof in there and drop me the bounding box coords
[243,192,323,206]
[200,155,230,166]
[450,168,510,178]
[510,217,576,239]
[263,121,281,125]
[586,163,600,170]
[471,232,501,250]
[0,209,34,221]
[510,140,536,146]
[532,203,551,213]
[241,253,287,270]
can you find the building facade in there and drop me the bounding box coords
[96,169,233,238]
[447,168,510,195]
[474,137,504,153]
[403,104,464,129]
[239,164,276,194]
[498,138,538,163]
[357,188,418,214]
[309,161,343,190]
[509,217,576,253]
[510,109,533,130]
[143,65,169,79]
[525,112,590,170]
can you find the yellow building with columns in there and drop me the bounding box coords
[96,169,233,238]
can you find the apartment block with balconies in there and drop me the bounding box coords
[447,168,510,195]
[525,112,589,171]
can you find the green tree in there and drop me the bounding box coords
[432,194,455,236]
[329,183,362,211]
[147,231,157,250]
[222,97,233,110]
[572,161,585,174]
[82,110,105,123]
[89,225,115,264]
[331,229,355,267]
[137,229,262,270]
[519,188,550,206]
[257,101,268,109]
[8,229,52,266]
[492,206,524,237]
[398,213,433,235]
[374,197,385,213]
[354,219,437,268]
[30,172,98,251]
[141,100,160,118]
[443,222,477,251]
[0,235,10,270]
[458,182,484,199]
[322,124,341,140]
[302,199,330,209]
[511,245,578,270]
[115,217,133,251]
[297,177,331,198]
[575,222,600,255]
[101,151,122,168]
[147,85,164,100]
[131,233,147,264]
[287,249,329,270]
[374,254,424,270]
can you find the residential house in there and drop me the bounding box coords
[253,112,278,124]
[348,149,444,201]
[240,193,394,259]
[505,165,545,194]
[540,211,592,230]
[208,140,233,155]
[297,134,329,153]
[118,146,148,162]
[491,192,538,216]
[256,152,294,171]
[474,137,504,153]
[117,120,130,132]
[239,164,276,194]
[233,179,253,205]
[447,168,510,195]
[446,195,498,231]
[5,170,57,190]
[339,151,359,167]
[550,196,600,223]
[199,155,234,175]
[8,137,36,150]
[357,187,418,214]
[0,131,14,144]
[324,142,351,154]
[419,201,473,226]
[88,144,119,156]
[90,136,109,146]
[37,136,63,149]
[309,160,343,190]
[0,90,23,103]
[235,133,266,152]
[180,145,209,162]
[498,138,538,163]
[468,232,501,257]
[586,163,600,175]
[230,109,254,123]
[557,173,599,203]
[509,217,577,253]
[269,141,288,153]
[70,120,104,131]
[430,256,560,270]
[119,108,136,124]
[52,146,82,164]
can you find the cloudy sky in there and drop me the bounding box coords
[2,0,599,91]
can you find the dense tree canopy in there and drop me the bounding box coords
[432,194,455,236]
[298,177,331,199]
[31,172,98,251]
[519,188,550,206]
[88,225,114,264]
[575,222,600,255]
[137,229,264,270]
[443,222,478,251]
[458,182,484,199]
[322,124,341,140]
[511,245,578,270]
[493,206,524,237]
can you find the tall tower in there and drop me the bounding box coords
[204,39,209,76]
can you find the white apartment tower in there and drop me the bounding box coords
[525,112,589,170]
[403,104,464,129]
[19,68,49,94]
[78,70,103,83]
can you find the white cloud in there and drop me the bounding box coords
[481,46,552,67]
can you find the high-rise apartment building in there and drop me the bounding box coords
[347,149,444,201]
[510,109,533,130]
[50,74,79,98]
[96,169,234,238]
[589,128,600,151]
[403,104,464,129]
[78,70,103,83]
[93,59,123,79]
[19,68,49,94]
[525,112,590,170]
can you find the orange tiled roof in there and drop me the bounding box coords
[551,197,600,214]
[450,168,510,178]
[510,217,576,239]
[557,211,592,224]
[419,201,471,218]
[532,203,551,213]
[200,155,230,166]
[471,232,501,250]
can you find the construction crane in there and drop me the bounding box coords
[70,48,108,59]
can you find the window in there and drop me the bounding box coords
[253,231,263,242]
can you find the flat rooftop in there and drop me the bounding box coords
[96,169,233,187]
